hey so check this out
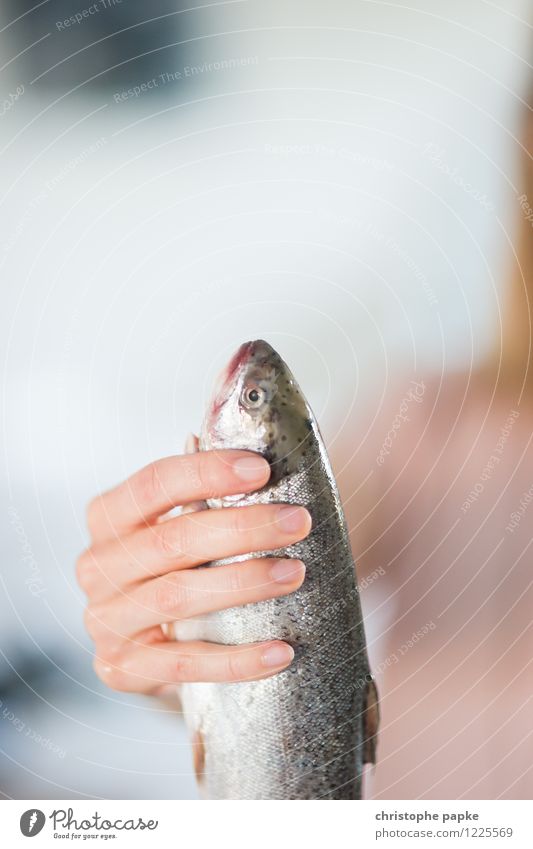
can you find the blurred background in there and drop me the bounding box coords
[0,0,531,799]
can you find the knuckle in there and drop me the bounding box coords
[76,550,94,593]
[136,461,162,508]
[92,656,106,681]
[156,520,181,557]
[196,450,226,499]
[83,605,104,640]
[94,642,121,665]
[157,515,198,562]
[154,575,190,617]
[175,652,196,681]
[183,453,207,495]
[83,606,94,636]
[225,650,244,682]
[86,496,101,536]
[228,507,251,536]
[93,657,126,691]
[225,565,245,594]
[109,673,128,692]
[228,506,271,542]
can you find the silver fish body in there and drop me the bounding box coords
[179,340,378,800]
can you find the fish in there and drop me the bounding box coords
[177,339,379,800]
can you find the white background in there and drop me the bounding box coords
[0,0,531,799]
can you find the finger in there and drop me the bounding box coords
[86,449,271,542]
[184,432,199,454]
[80,503,312,592]
[95,557,306,635]
[93,639,295,693]
[180,433,206,516]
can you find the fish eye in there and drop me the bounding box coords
[241,384,266,409]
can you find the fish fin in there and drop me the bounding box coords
[191,729,206,786]
[363,677,380,764]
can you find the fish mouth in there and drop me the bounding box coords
[224,341,255,381]
[224,339,276,377]
[203,340,276,444]
[210,342,252,411]
[212,340,275,404]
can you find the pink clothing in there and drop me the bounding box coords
[334,373,533,799]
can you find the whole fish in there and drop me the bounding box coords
[178,339,379,800]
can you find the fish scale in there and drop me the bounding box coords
[178,340,379,800]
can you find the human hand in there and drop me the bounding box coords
[77,448,310,694]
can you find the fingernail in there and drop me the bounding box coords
[261,642,294,668]
[233,455,269,482]
[269,558,305,584]
[276,505,311,534]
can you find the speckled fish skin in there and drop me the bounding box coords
[179,340,378,800]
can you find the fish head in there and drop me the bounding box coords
[201,340,315,483]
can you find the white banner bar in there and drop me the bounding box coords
[0,799,532,848]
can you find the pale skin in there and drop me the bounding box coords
[76,448,311,695]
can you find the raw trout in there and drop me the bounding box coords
[179,340,379,799]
